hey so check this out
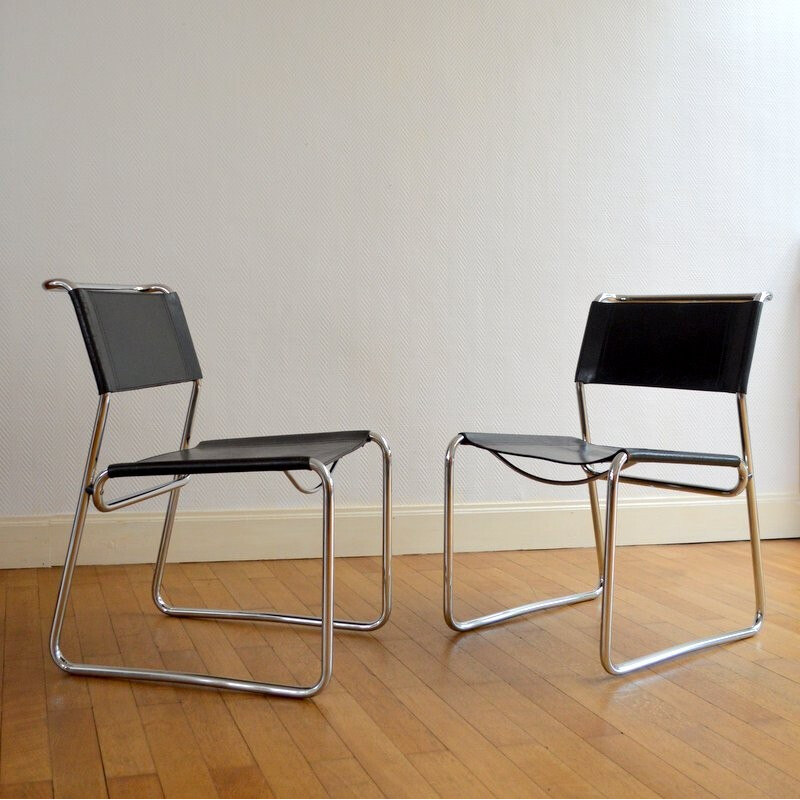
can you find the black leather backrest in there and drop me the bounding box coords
[575,299,763,393]
[70,288,202,393]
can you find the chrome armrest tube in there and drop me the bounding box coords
[582,458,749,497]
[90,470,191,512]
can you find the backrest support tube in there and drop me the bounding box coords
[595,293,772,304]
[44,279,173,294]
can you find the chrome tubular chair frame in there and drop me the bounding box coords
[444,433,605,632]
[147,429,392,634]
[592,389,763,675]
[444,292,769,675]
[46,279,392,698]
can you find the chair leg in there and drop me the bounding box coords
[443,434,603,632]
[51,443,335,698]
[587,478,605,581]
[599,451,765,675]
[50,396,110,670]
[152,432,392,632]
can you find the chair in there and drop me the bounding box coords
[443,293,770,674]
[44,278,391,698]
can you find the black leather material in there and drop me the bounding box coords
[461,433,741,468]
[463,433,624,465]
[70,289,202,393]
[575,300,763,393]
[107,430,371,477]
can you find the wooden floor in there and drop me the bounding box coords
[1,539,799,798]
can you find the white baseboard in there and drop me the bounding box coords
[1,492,798,569]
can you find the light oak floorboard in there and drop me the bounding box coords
[0,541,798,797]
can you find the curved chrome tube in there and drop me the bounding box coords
[43,278,173,294]
[43,278,77,292]
[284,470,324,494]
[598,395,766,675]
[596,292,773,304]
[616,466,749,497]
[50,394,110,669]
[150,379,201,614]
[139,284,173,294]
[52,435,335,698]
[491,451,608,486]
[443,433,602,633]
[576,382,606,573]
[152,430,392,633]
[581,458,751,498]
[369,430,393,630]
[91,470,191,512]
[446,384,765,675]
[44,280,388,697]
[738,392,766,622]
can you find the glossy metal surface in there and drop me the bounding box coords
[576,382,606,576]
[45,279,391,696]
[738,392,766,621]
[91,471,191,512]
[50,394,110,668]
[151,379,200,613]
[595,292,773,304]
[48,391,335,696]
[615,466,748,497]
[444,305,767,674]
[599,393,765,675]
[581,457,750,497]
[284,469,326,494]
[577,380,750,499]
[152,431,392,632]
[490,450,608,486]
[43,278,173,294]
[443,434,602,632]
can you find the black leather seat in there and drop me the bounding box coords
[108,430,372,477]
[461,432,743,469]
[444,293,770,677]
[44,278,392,699]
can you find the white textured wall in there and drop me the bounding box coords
[2,1,799,518]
